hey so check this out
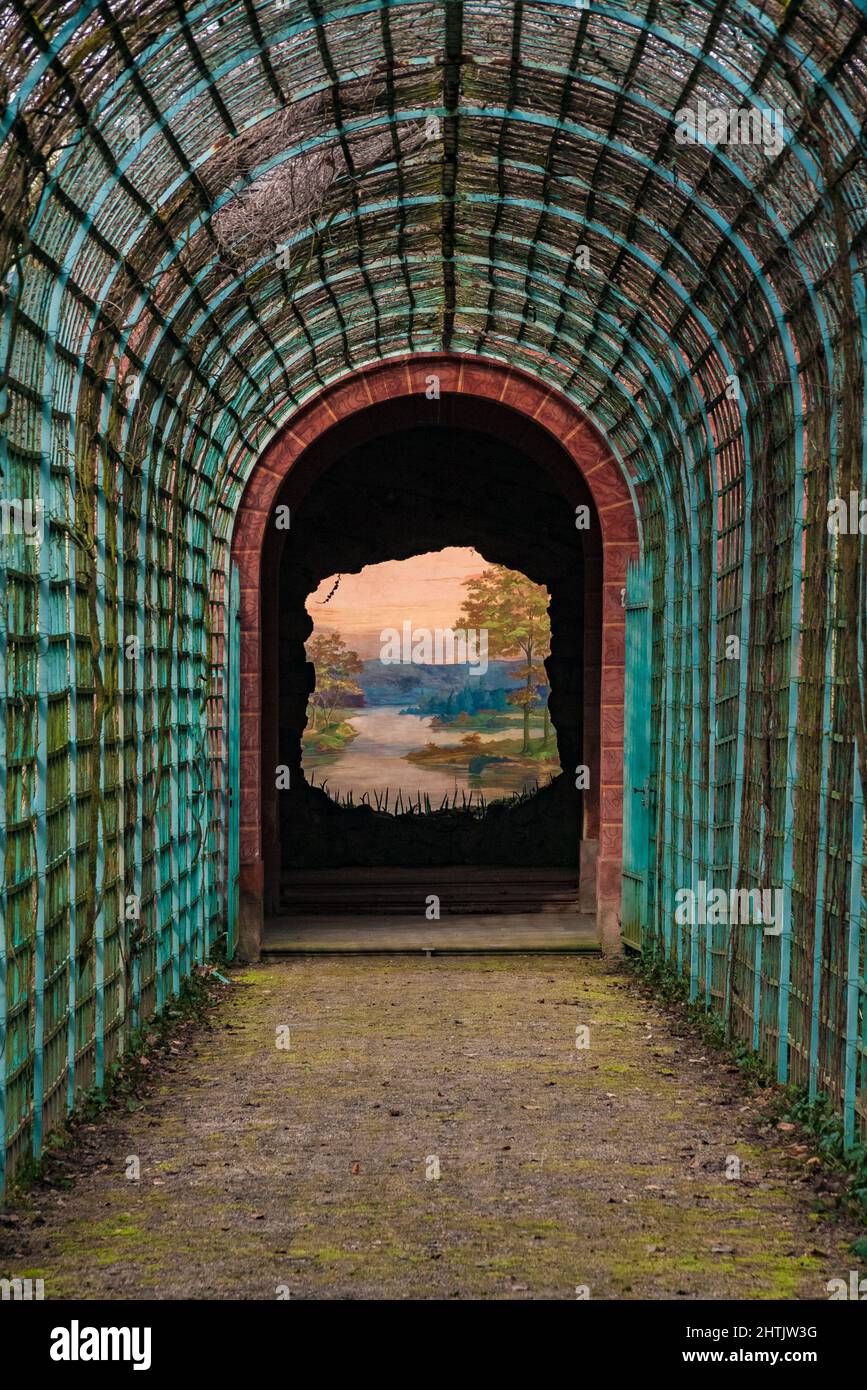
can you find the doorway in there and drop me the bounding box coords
[230,357,638,957]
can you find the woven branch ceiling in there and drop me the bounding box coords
[1,0,867,535]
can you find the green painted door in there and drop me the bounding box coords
[621,558,652,950]
[227,564,240,961]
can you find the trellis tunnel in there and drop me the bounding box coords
[0,0,865,1195]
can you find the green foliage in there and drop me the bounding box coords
[456,566,551,752]
[306,630,364,730]
[302,717,359,753]
[780,1091,867,1219]
[457,565,551,665]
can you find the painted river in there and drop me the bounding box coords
[303,707,547,803]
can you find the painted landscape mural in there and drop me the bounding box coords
[302,547,559,807]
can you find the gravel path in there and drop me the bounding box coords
[2,955,860,1300]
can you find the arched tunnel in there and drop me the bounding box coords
[0,0,866,1313]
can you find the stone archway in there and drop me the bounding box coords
[231,355,639,958]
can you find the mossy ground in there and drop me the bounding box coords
[0,956,861,1299]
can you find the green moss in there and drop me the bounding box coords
[13,955,863,1300]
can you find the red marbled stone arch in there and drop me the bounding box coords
[230,354,639,957]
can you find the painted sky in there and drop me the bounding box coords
[307,547,487,660]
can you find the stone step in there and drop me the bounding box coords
[264,911,600,953]
[279,866,581,915]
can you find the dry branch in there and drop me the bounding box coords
[208,84,436,270]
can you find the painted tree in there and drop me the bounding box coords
[306,630,364,730]
[455,566,551,754]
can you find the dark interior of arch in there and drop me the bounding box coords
[270,423,590,879]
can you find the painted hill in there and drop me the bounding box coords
[356,658,525,707]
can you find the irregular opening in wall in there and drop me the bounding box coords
[304,547,561,800]
[295,548,570,860]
